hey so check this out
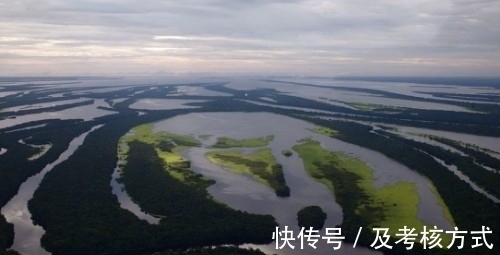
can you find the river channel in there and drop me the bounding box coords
[0,125,102,255]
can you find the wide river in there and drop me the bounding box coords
[152,112,453,255]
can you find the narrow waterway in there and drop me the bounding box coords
[0,125,102,255]
[428,154,500,203]
[110,151,161,224]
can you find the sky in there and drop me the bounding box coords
[1,0,499,76]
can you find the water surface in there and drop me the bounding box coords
[152,112,453,255]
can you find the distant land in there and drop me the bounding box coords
[1,75,499,255]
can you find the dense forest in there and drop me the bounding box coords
[1,77,499,255]
[297,206,327,230]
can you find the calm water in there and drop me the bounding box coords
[395,126,500,154]
[151,112,453,255]
[129,99,208,110]
[0,100,117,130]
[110,140,161,224]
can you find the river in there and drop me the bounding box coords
[0,125,102,255]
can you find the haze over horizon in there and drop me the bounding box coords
[1,0,499,77]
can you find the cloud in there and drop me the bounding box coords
[0,0,499,76]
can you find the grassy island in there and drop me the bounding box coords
[293,139,454,243]
[119,124,204,183]
[310,126,339,137]
[211,135,274,148]
[206,148,290,197]
[281,149,293,157]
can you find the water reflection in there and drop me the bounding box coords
[110,142,160,224]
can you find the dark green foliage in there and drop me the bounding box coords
[271,164,290,197]
[210,154,290,197]
[429,136,500,171]
[0,218,13,252]
[157,140,175,152]
[297,206,327,230]
[28,113,276,255]
[296,116,500,255]
[0,249,20,255]
[382,132,500,199]
[122,141,276,227]
[0,120,94,251]
[3,77,500,255]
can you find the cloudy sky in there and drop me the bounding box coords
[1,0,499,76]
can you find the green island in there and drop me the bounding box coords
[206,149,290,197]
[350,102,379,111]
[349,102,404,112]
[292,139,454,244]
[119,124,203,182]
[297,206,327,230]
[310,126,339,137]
[281,149,293,157]
[211,135,274,148]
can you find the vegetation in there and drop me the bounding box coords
[291,138,464,253]
[390,134,500,198]
[0,249,20,255]
[3,76,500,255]
[0,220,13,253]
[27,112,277,255]
[206,149,290,197]
[426,135,500,172]
[119,124,200,174]
[122,141,275,228]
[349,102,378,111]
[0,119,95,251]
[281,149,293,157]
[294,115,500,254]
[292,140,447,239]
[211,135,274,148]
[310,126,339,137]
[120,124,201,148]
[297,206,327,230]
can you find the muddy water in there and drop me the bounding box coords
[152,112,453,255]
[0,125,102,255]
